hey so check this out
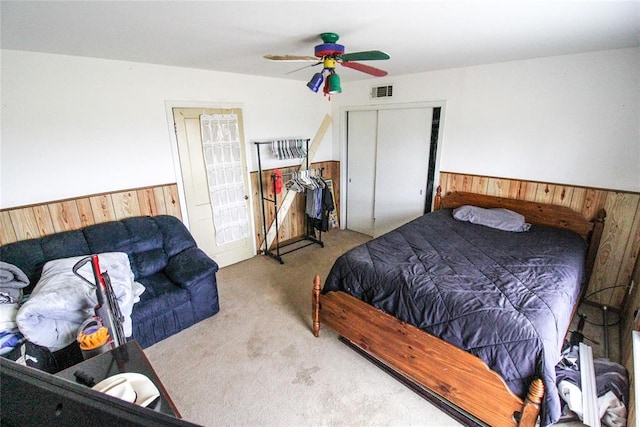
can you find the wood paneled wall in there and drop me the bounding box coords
[439,172,640,309]
[0,184,182,245]
[0,159,341,255]
[250,160,340,252]
[2,169,637,312]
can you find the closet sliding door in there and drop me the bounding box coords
[374,108,433,236]
[346,110,378,236]
[346,107,433,237]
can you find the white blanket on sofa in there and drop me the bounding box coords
[16,252,144,352]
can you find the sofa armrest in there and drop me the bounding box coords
[165,247,219,289]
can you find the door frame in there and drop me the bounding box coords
[339,101,447,230]
[164,101,256,252]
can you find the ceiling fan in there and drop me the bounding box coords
[264,32,390,97]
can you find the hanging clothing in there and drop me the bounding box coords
[274,169,283,194]
[307,179,334,232]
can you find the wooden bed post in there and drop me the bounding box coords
[433,186,442,210]
[584,208,606,287]
[312,274,321,337]
[518,378,544,426]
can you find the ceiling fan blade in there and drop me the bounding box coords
[286,62,322,75]
[340,61,388,77]
[263,54,319,62]
[338,50,390,62]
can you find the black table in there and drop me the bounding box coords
[56,340,181,418]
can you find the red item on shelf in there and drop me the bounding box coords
[274,169,283,194]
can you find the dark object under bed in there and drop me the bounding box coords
[323,208,587,425]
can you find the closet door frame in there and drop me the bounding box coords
[339,101,446,232]
[345,109,378,236]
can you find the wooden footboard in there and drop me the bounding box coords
[312,275,543,427]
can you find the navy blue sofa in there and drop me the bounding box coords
[0,215,219,372]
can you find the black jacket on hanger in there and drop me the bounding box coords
[308,183,334,232]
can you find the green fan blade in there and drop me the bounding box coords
[339,50,390,62]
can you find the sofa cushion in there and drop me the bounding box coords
[166,247,218,287]
[0,240,44,294]
[41,231,91,262]
[83,222,133,258]
[134,272,189,321]
[131,248,169,279]
[154,215,197,257]
[121,217,168,278]
[81,216,195,280]
[0,231,92,295]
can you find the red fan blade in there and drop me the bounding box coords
[340,61,388,77]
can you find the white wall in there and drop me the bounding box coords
[2,48,639,209]
[334,47,640,192]
[0,50,331,208]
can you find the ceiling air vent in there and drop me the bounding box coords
[371,85,393,99]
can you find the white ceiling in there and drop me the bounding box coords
[2,1,639,82]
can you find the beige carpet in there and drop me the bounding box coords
[144,230,463,426]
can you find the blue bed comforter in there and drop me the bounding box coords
[323,209,587,426]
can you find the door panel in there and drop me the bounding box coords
[346,107,434,238]
[346,110,378,235]
[373,108,433,236]
[173,108,255,267]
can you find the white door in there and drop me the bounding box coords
[346,110,377,236]
[172,108,255,267]
[373,108,433,236]
[346,107,433,237]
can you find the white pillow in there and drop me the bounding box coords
[452,205,531,232]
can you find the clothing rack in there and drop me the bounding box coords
[254,139,324,264]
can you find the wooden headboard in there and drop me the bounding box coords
[435,188,605,240]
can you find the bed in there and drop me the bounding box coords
[312,189,605,427]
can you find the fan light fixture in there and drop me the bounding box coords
[267,32,389,100]
[327,72,341,94]
[307,69,342,96]
[307,72,324,93]
[307,53,342,98]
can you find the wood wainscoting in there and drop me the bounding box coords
[0,184,182,246]
[439,171,640,310]
[0,161,341,259]
[2,168,636,311]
